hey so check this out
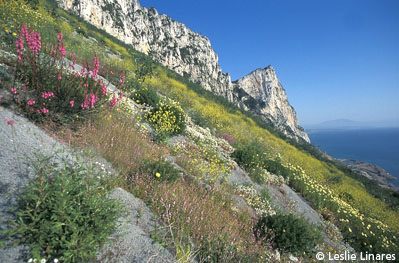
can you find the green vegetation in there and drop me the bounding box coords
[4,154,120,263]
[146,98,186,141]
[137,159,181,182]
[255,213,322,256]
[1,0,398,261]
[130,85,160,107]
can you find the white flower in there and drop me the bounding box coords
[54,259,59,263]
[28,259,33,263]
[40,259,46,263]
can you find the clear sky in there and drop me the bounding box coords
[139,0,399,126]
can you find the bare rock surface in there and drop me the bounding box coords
[99,188,177,263]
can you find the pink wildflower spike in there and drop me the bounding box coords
[119,71,125,86]
[101,83,107,96]
[69,100,74,107]
[10,88,17,95]
[57,32,66,59]
[26,30,41,56]
[70,52,75,57]
[110,96,117,108]
[57,74,62,80]
[92,53,100,78]
[7,120,15,126]
[89,93,98,108]
[27,99,35,105]
[84,83,89,88]
[16,35,24,62]
[42,108,49,114]
[118,91,123,101]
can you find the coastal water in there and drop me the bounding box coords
[308,128,399,186]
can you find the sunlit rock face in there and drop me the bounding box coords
[56,0,309,142]
[232,66,310,142]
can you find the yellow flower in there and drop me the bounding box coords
[155,172,161,178]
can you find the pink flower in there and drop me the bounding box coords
[21,85,27,91]
[16,35,24,62]
[101,82,108,96]
[42,91,55,99]
[27,99,35,105]
[7,120,15,126]
[42,108,49,114]
[119,71,125,86]
[70,52,75,57]
[57,74,62,80]
[10,88,17,95]
[26,31,41,56]
[0,95,3,100]
[110,96,117,108]
[80,93,98,109]
[84,83,89,88]
[69,100,74,107]
[57,32,66,59]
[92,53,100,78]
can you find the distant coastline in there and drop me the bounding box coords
[307,127,399,188]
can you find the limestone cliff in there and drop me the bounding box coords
[232,66,310,142]
[55,0,309,142]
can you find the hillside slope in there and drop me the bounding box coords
[0,1,398,262]
[54,0,309,142]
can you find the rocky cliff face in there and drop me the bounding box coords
[55,0,309,142]
[232,66,310,142]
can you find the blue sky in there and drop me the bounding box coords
[139,0,399,126]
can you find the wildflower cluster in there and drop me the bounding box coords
[287,164,399,255]
[146,98,186,139]
[7,26,122,122]
[173,139,232,184]
[185,117,234,158]
[235,185,276,216]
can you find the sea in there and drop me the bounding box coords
[307,128,399,186]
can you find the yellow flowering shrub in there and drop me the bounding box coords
[146,98,186,137]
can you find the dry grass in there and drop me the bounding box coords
[128,173,272,262]
[58,109,167,173]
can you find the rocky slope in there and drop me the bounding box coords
[55,0,309,142]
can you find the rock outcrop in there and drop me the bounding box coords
[55,0,309,142]
[232,66,310,142]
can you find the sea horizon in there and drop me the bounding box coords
[308,127,399,186]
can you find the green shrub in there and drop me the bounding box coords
[137,159,180,183]
[130,85,160,107]
[146,98,186,140]
[4,155,121,262]
[254,213,321,256]
[231,141,264,170]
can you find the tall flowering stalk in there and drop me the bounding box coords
[9,25,118,123]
